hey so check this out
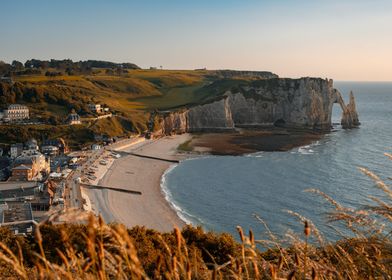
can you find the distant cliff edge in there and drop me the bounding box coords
[155,77,360,135]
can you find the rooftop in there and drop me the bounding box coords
[12,164,32,171]
[0,201,35,235]
[0,181,39,191]
[1,201,33,223]
[67,113,81,121]
[8,104,28,110]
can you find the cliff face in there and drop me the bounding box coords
[156,78,359,135]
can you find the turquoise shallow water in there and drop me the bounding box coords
[162,82,392,241]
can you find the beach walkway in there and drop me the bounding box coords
[81,183,142,195]
[118,151,180,163]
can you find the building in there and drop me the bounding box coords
[0,181,52,212]
[88,103,102,113]
[4,104,29,121]
[41,145,59,156]
[91,144,102,150]
[10,143,23,159]
[0,201,35,235]
[0,180,54,230]
[11,152,50,181]
[66,113,81,125]
[25,138,39,151]
[11,165,33,181]
[50,155,69,172]
[42,138,68,154]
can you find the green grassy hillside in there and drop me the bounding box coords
[0,68,277,147]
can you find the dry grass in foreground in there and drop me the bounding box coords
[0,154,391,279]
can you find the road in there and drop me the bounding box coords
[64,149,104,209]
[63,137,145,210]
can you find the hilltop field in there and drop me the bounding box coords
[0,61,277,148]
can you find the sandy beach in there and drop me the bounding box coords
[81,130,317,232]
[83,134,191,232]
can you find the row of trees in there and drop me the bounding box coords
[0,59,140,77]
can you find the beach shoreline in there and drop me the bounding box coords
[82,134,191,232]
[82,130,323,232]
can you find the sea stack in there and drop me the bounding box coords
[341,91,360,129]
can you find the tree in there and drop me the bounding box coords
[11,60,24,71]
[0,61,12,76]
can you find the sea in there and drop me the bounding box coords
[161,82,392,242]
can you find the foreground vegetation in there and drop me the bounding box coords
[0,154,391,279]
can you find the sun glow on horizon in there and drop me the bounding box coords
[1,0,391,81]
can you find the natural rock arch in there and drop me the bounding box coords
[334,90,360,128]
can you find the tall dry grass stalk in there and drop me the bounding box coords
[0,153,390,279]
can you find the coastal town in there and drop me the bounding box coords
[0,102,144,235]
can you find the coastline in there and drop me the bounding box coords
[81,129,326,232]
[82,134,191,232]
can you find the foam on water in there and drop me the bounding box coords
[160,163,205,226]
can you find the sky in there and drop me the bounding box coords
[1,0,391,81]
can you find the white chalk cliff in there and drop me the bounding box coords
[156,77,359,135]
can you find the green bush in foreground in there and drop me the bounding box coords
[0,154,391,279]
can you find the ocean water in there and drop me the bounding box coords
[162,82,392,241]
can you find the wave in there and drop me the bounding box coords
[160,163,205,226]
[290,140,322,155]
[245,151,264,158]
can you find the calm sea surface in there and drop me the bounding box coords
[162,82,392,241]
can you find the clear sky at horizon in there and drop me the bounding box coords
[1,0,391,81]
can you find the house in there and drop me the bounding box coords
[42,138,68,154]
[10,143,23,159]
[88,103,102,113]
[11,165,33,181]
[66,113,81,125]
[4,104,29,121]
[25,138,39,151]
[50,155,69,172]
[11,152,50,181]
[41,145,59,156]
